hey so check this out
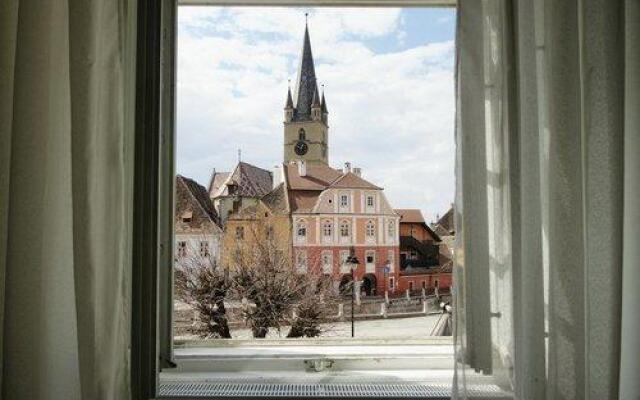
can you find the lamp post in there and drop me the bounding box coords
[383,260,391,302]
[346,250,360,338]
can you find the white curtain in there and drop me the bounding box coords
[453,0,639,399]
[0,1,136,399]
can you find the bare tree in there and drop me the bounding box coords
[174,241,232,339]
[229,222,336,339]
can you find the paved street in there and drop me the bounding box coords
[228,315,442,340]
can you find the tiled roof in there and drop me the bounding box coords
[284,162,342,190]
[330,172,381,190]
[396,209,442,242]
[177,175,220,225]
[395,209,426,224]
[208,171,230,197]
[261,183,289,214]
[210,162,273,199]
[289,191,321,213]
[435,206,455,234]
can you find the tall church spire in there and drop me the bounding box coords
[292,17,318,121]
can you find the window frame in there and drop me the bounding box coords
[132,1,461,399]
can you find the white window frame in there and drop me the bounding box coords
[199,240,210,257]
[146,2,462,399]
[339,220,351,244]
[339,193,349,208]
[322,219,333,243]
[321,250,333,274]
[365,250,376,273]
[365,220,376,239]
[295,219,307,244]
[366,194,375,208]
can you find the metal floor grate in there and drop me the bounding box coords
[159,381,511,398]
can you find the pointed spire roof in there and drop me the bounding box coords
[292,20,318,121]
[285,86,294,109]
[321,90,328,113]
[311,87,321,108]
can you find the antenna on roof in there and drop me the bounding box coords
[238,148,242,163]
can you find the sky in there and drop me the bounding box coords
[177,6,456,223]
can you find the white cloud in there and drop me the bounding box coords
[177,6,455,221]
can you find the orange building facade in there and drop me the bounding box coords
[283,162,400,296]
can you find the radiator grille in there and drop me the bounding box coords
[159,381,510,398]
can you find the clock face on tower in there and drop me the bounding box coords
[294,141,308,156]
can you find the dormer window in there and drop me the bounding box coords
[181,210,192,223]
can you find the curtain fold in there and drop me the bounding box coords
[0,1,135,399]
[454,0,635,398]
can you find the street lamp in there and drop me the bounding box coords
[346,251,360,338]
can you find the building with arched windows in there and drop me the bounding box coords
[278,22,401,296]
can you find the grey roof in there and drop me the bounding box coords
[292,23,318,122]
[261,183,289,214]
[178,175,221,225]
[321,91,328,113]
[208,170,230,197]
[285,87,294,109]
[210,162,273,199]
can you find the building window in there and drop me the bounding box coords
[388,221,395,238]
[298,128,306,141]
[409,281,415,291]
[366,195,374,207]
[181,210,192,223]
[366,221,376,237]
[296,220,307,238]
[409,249,418,260]
[321,251,332,274]
[340,250,350,266]
[235,226,244,240]
[200,241,210,257]
[388,250,395,271]
[422,281,427,290]
[340,220,350,237]
[296,251,307,272]
[340,194,349,207]
[389,277,395,290]
[322,220,332,237]
[266,226,274,240]
[365,250,375,265]
[177,241,187,258]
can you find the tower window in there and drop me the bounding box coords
[235,226,244,240]
[298,128,306,141]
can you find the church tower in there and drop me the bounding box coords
[283,20,329,165]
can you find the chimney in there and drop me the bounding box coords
[343,162,352,174]
[297,160,307,177]
[272,165,283,189]
[353,167,362,177]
